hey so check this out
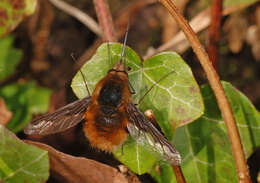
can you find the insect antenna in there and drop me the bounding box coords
[107,42,112,69]
[71,53,91,97]
[138,70,175,105]
[120,20,130,68]
[117,20,136,95]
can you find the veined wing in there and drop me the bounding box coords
[126,103,181,165]
[24,96,91,135]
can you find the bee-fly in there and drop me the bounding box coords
[24,24,181,165]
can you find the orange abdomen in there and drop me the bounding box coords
[83,104,129,152]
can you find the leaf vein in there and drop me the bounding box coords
[3,151,47,180]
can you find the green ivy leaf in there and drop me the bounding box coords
[170,81,260,182]
[0,125,49,183]
[140,52,204,139]
[113,137,160,175]
[0,35,23,81]
[0,82,51,133]
[71,43,203,174]
[0,0,37,37]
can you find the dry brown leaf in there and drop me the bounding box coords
[144,2,255,59]
[28,0,54,72]
[25,140,129,183]
[246,25,260,61]
[118,165,141,183]
[161,0,189,43]
[245,5,260,61]
[0,98,12,126]
[223,13,248,53]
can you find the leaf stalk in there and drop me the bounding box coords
[93,0,117,42]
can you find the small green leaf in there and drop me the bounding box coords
[140,52,204,139]
[170,81,260,182]
[113,137,160,175]
[71,43,203,174]
[0,35,23,81]
[0,0,37,37]
[0,82,51,133]
[0,125,49,183]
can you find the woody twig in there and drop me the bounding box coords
[93,0,117,41]
[158,0,251,182]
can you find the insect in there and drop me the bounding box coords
[24,25,181,165]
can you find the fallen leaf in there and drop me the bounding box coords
[245,5,260,61]
[0,98,12,125]
[246,25,260,60]
[161,0,189,43]
[25,140,129,183]
[144,2,257,59]
[223,13,248,53]
[118,165,141,183]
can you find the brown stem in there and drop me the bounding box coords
[208,0,223,71]
[172,164,186,183]
[158,0,251,182]
[145,110,186,183]
[93,0,117,42]
[48,0,102,36]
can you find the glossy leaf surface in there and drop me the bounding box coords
[168,82,260,182]
[0,125,49,183]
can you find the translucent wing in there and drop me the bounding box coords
[126,103,181,165]
[24,96,91,135]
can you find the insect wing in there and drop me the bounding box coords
[126,103,181,165]
[24,96,91,135]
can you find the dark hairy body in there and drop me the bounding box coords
[84,63,131,152]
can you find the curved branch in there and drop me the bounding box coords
[93,0,117,41]
[208,0,223,71]
[158,0,251,182]
[48,0,102,36]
